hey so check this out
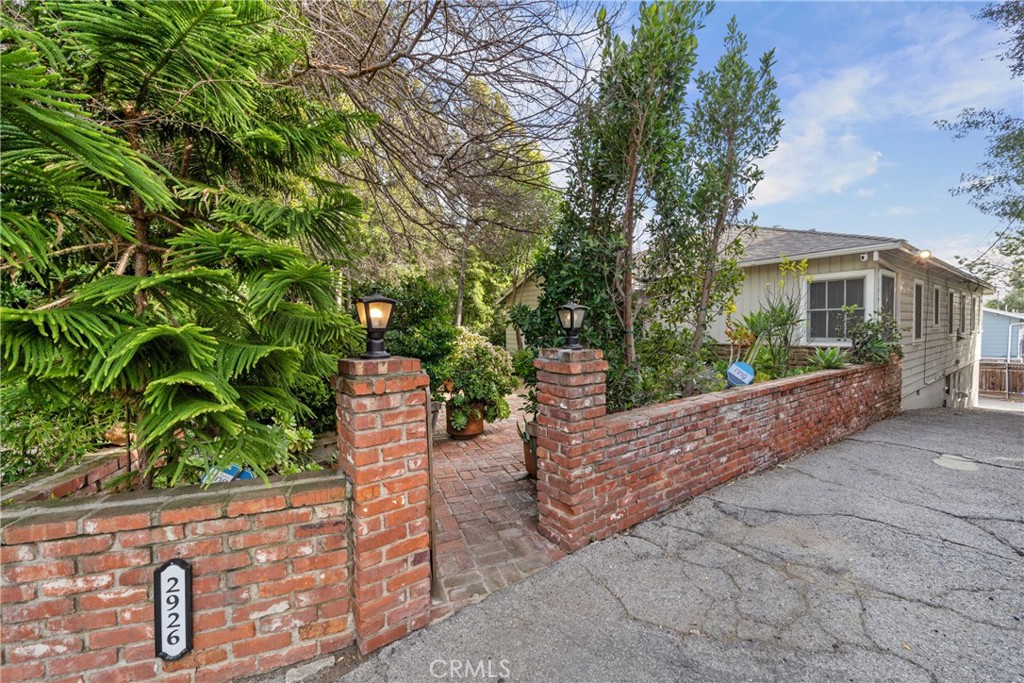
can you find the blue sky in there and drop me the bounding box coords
[622,1,1020,265]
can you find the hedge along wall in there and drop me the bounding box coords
[534,348,902,552]
[0,473,351,683]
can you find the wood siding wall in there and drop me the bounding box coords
[712,250,983,408]
[503,276,544,352]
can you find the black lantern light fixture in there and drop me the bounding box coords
[557,302,588,350]
[355,293,397,358]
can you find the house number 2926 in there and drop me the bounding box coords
[154,559,193,661]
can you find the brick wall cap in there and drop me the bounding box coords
[81,501,159,525]
[287,477,348,501]
[0,510,82,543]
[0,447,128,506]
[338,356,423,376]
[537,348,604,362]
[0,471,349,526]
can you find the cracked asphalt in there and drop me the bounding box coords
[334,408,1023,683]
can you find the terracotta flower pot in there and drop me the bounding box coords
[429,400,442,434]
[523,421,538,479]
[446,400,485,439]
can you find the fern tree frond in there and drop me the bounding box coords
[0,27,172,208]
[215,338,301,384]
[86,323,218,393]
[2,2,365,490]
[0,305,125,378]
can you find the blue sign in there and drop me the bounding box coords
[727,361,755,387]
[202,464,256,484]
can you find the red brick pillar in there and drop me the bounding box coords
[336,357,432,654]
[533,348,608,552]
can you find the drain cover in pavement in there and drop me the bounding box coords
[932,453,979,471]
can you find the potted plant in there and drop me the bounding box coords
[516,358,540,478]
[516,418,538,479]
[442,329,518,439]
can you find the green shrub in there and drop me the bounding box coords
[840,307,904,364]
[442,329,518,430]
[511,347,537,381]
[808,347,848,370]
[0,380,123,485]
[292,376,336,434]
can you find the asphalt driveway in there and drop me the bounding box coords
[331,408,1023,683]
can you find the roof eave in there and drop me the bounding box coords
[894,246,995,293]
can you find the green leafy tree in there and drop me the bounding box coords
[647,16,782,392]
[594,0,707,365]
[523,1,707,410]
[939,2,1023,308]
[1,1,364,489]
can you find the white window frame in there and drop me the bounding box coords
[933,285,941,327]
[878,269,898,320]
[912,279,924,342]
[802,270,873,346]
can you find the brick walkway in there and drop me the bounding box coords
[429,398,564,620]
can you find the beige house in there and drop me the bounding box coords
[499,275,544,352]
[500,227,991,410]
[710,228,992,410]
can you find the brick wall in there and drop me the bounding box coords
[1,448,139,505]
[0,357,436,680]
[0,473,351,683]
[534,348,902,552]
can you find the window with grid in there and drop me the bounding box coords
[808,278,865,340]
[881,274,896,317]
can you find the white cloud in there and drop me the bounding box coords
[870,205,928,218]
[752,5,1018,208]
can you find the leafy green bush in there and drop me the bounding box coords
[483,311,510,347]
[840,307,904,364]
[511,347,537,381]
[291,376,336,434]
[442,329,518,430]
[0,380,122,485]
[807,347,848,370]
[626,324,723,405]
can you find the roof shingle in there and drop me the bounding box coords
[740,226,903,264]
